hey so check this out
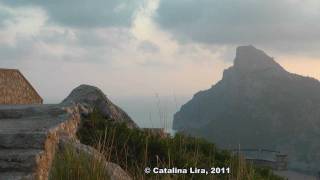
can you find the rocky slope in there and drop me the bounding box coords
[61,84,138,129]
[173,45,320,172]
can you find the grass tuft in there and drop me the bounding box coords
[49,143,110,180]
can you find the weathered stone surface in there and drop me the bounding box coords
[0,105,81,180]
[61,84,138,129]
[36,105,81,180]
[0,172,33,180]
[0,132,47,149]
[0,105,65,120]
[105,162,131,180]
[0,149,41,172]
[58,136,96,157]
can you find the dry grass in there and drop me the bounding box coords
[49,143,110,180]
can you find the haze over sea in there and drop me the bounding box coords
[113,96,189,134]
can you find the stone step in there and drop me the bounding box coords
[0,104,79,179]
[0,105,65,119]
[0,132,47,149]
[0,149,42,172]
[0,171,33,180]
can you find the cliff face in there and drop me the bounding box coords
[173,45,320,172]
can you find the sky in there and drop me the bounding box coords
[0,0,320,105]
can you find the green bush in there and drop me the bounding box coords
[77,110,283,180]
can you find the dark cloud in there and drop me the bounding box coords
[1,0,143,28]
[155,0,320,55]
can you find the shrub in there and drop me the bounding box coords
[76,110,284,180]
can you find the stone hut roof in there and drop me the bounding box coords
[0,68,43,104]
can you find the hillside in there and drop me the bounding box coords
[173,45,320,172]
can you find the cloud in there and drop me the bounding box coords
[155,0,320,56]
[138,40,160,53]
[0,37,35,63]
[0,7,12,27]
[2,0,319,104]
[1,0,143,28]
[0,2,137,65]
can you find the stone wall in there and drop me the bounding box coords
[0,69,43,104]
[35,106,81,180]
[34,105,131,180]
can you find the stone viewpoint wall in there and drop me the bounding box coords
[0,69,43,104]
[35,106,82,180]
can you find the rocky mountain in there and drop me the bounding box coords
[173,45,320,172]
[61,84,138,129]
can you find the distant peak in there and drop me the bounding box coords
[234,45,284,72]
[236,45,260,56]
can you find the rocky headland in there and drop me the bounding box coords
[173,45,320,173]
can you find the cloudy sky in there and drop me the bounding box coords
[1,0,320,104]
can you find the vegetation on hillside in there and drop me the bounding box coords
[50,143,110,180]
[73,110,283,180]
